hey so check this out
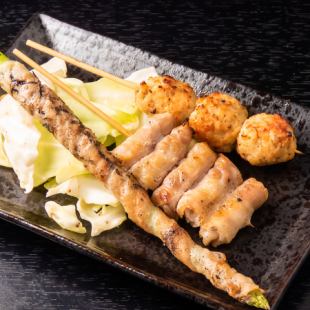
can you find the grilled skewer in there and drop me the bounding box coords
[113,113,175,169]
[130,122,192,190]
[152,142,217,219]
[12,49,131,137]
[111,113,268,247]
[199,178,268,246]
[0,59,269,309]
[177,154,243,228]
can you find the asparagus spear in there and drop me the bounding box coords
[0,52,9,64]
[245,289,270,309]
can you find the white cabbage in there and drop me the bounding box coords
[125,66,158,83]
[45,201,86,234]
[0,95,40,192]
[32,57,67,89]
[46,175,127,236]
[77,199,126,237]
[46,174,119,206]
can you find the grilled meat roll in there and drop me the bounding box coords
[113,113,175,168]
[130,122,192,190]
[199,178,268,246]
[176,154,243,227]
[152,142,217,219]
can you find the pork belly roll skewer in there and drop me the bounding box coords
[0,60,269,309]
[130,122,192,190]
[113,113,176,169]
[177,154,243,228]
[200,178,268,247]
[152,142,217,219]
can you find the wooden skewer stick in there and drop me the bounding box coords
[295,149,303,155]
[26,40,138,90]
[13,49,130,137]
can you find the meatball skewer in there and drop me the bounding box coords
[136,75,197,123]
[28,39,198,125]
[27,40,299,165]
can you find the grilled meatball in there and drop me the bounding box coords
[136,75,197,123]
[237,113,297,166]
[189,93,248,152]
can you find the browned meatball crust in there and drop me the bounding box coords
[237,113,297,166]
[136,75,197,123]
[189,93,248,152]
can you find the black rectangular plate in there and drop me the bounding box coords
[1,14,309,310]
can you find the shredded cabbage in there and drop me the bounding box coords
[33,119,87,186]
[125,66,158,83]
[0,95,86,192]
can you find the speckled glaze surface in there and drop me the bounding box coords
[0,14,309,310]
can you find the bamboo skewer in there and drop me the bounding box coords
[26,40,138,90]
[12,49,130,137]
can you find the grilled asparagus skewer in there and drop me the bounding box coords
[0,58,269,309]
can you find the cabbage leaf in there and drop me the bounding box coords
[46,175,127,235]
[45,201,86,234]
[77,199,126,237]
[46,174,119,206]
